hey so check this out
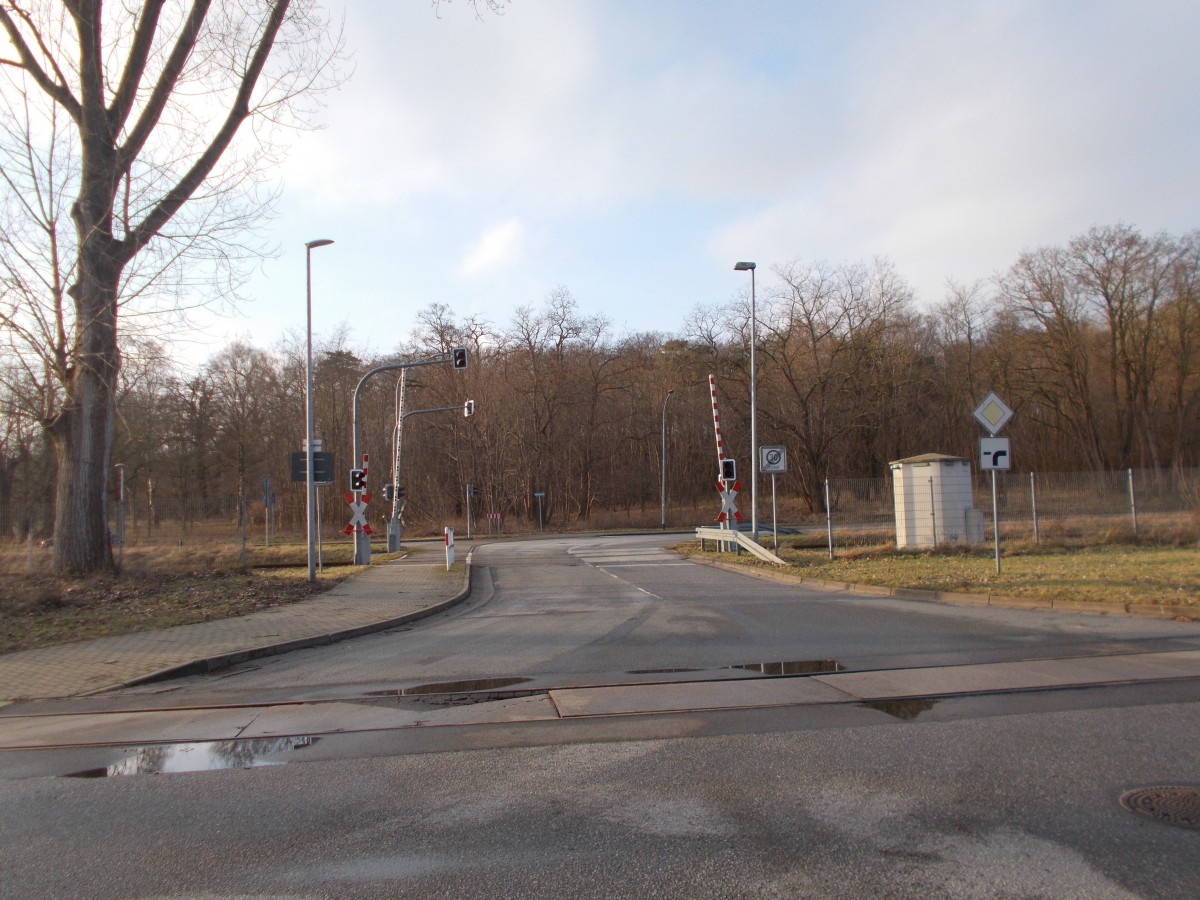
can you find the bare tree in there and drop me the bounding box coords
[998,245,1109,470]
[1161,231,1200,469]
[1068,225,1179,468]
[0,1,343,571]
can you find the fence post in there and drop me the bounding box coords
[240,494,247,567]
[317,485,324,573]
[1128,468,1139,538]
[825,478,834,559]
[928,477,937,545]
[1030,471,1039,545]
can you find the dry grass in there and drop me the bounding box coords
[0,540,408,654]
[684,528,1199,610]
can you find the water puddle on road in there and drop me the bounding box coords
[386,677,533,696]
[64,735,319,778]
[728,659,842,675]
[629,660,842,677]
[861,699,939,720]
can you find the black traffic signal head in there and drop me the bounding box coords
[463,399,475,417]
[452,347,468,369]
[720,458,737,482]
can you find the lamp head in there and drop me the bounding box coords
[306,238,334,249]
[734,261,756,271]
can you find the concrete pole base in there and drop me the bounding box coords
[354,531,372,566]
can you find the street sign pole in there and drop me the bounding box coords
[760,446,787,552]
[991,469,1000,574]
[974,392,1014,576]
[771,473,778,552]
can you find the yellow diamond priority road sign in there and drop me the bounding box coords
[973,392,1013,435]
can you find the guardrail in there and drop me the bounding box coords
[695,527,787,565]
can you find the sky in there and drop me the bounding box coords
[188,0,1200,364]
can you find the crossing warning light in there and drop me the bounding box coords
[720,458,737,482]
[452,347,468,369]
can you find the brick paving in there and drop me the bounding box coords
[0,557,469,703]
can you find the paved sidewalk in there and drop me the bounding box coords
[0,556,471,704]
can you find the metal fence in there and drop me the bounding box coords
[1,496,316,549]
[816,467,1199,553]
[2,468,1197,552]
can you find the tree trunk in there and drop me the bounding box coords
[50,371,116,573]
[50,267,120,573]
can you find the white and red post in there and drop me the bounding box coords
[709,375,742,528]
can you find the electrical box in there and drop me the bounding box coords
[889,454,982,548]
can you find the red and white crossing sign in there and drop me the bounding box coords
[345,452,373,535]
[343,491,374,535]
[715,480,743,524]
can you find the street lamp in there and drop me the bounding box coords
[734,261,758,537]
[305,238,334,583]
[660,388,674,529]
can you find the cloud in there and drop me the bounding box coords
[459,218,526,276]
[224,0,1200,356]
[707,1,1200,303]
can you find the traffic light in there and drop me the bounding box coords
[383,484,394,501]
[350,468,367,492]
[463,399,475,417]
[452,347,468,369]
[720,458,737,482]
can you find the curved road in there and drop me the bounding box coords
[4,534,1200,898]
[160,532,1200,697]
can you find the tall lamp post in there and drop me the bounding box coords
[305,238,334,583]
[734,260,758,536]
[660,388,674,529]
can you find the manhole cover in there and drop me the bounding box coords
[1119,786,1200,829]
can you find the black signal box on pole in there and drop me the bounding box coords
[720,458,737,482]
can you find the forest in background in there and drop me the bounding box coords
[2,223,1198,537]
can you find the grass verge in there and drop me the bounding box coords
[0,541,411,654]
[681,537,1199,611]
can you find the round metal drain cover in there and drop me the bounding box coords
[1119,786,1200,829]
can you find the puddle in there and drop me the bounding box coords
[728,659,842,675]
[394,677,532,696]
[64,735,318,777]
[630,660,841,677]
[861,699,939,720]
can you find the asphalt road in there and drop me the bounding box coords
[133,533,1200,699]
[2,695,1198,898]
[3,533,1199,898]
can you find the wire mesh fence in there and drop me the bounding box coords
[816,467,1199,554]
[2,468,1197,554]
[1,495,321,549]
